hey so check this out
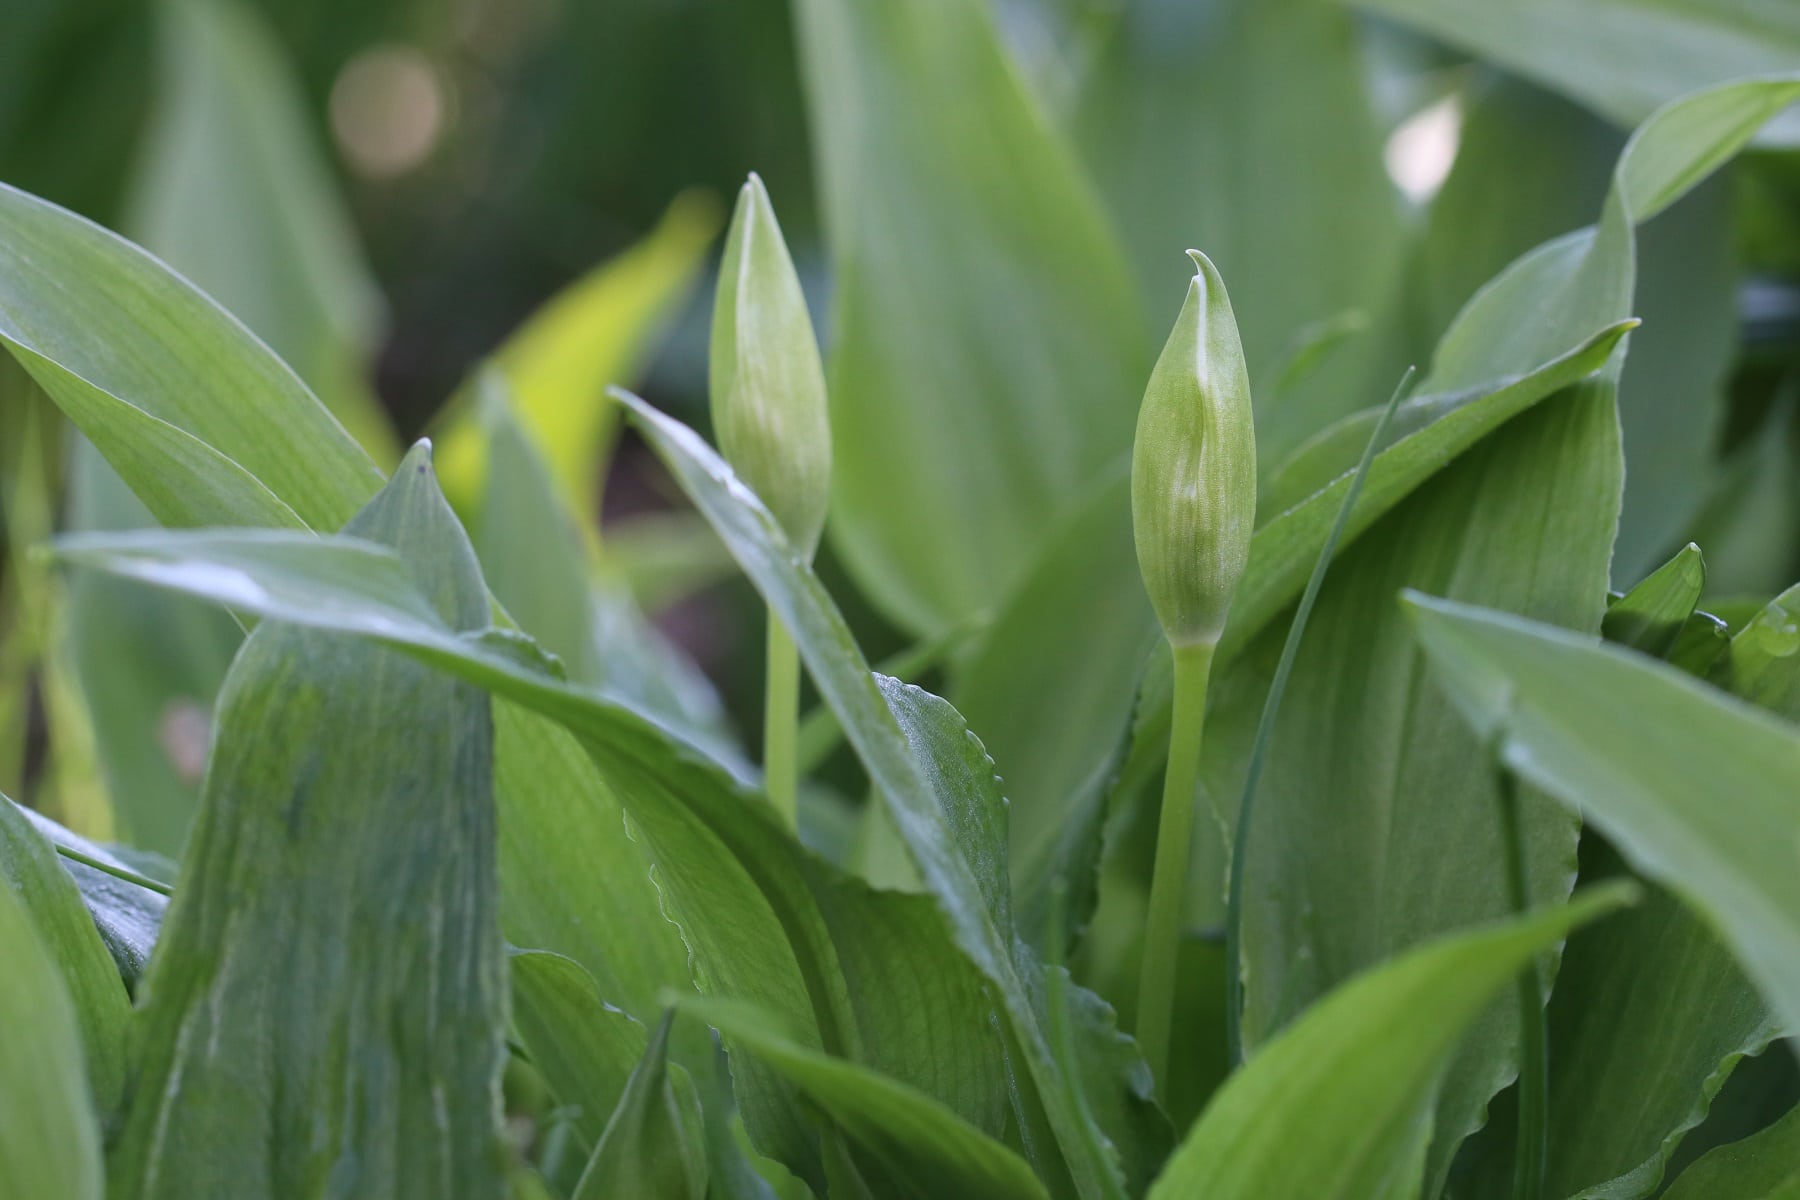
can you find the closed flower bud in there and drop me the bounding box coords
[709,173,832,559]
[1132,250,1257,647]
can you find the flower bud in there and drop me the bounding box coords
[709,173,832,558]
[1132,250,1257,647]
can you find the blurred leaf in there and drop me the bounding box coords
[1071,0,1406,455]
[1710,582,1800,719]
[598,511,732,612]
[681,995,1049,1200]
[128,0,394,460]
[1686,398,1800,599]
[572,1011,707,1200]
[1349,0,1800,145]
[1147,888,1632,1199]
[1603,542,1707,656]
[0,874,103,1200]
[0,794,128,1111]
[1403,593,1800,1041]
[793,0,1147,634]
[105,449,511,1200]
[0,180,693,1036]
[434,192,721,519]
[1662,1101,1800,1199]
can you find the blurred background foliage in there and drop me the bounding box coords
[1,0,1796,848]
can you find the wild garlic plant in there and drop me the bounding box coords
[0,2,1798,1199]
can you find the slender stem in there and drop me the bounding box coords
[764,611,801,830]
[54,842,173,897]
[1497,761,1546,1200]
[1135,639,1216,1089]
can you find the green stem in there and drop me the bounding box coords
[54,842,173,897]
[1497,761,1546,1200]
[1135,638,1216,1089]
[764,611,801,830]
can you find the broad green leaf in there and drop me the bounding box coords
[0,795,127,1111]
[1446,552,1781,1200]
[57,523,1027,1192]
[0,876,103,1200]
[1603,543,1707,656]
[949,464,1155,940]
[1223,376,1618,1190]
[106,449,511,1200]
[1147,888,1633,1199]
[792,0,1147,634]
[1710,583,1800,719]
[1402,592,1800,1040]
[434,192,720,517]
[1219,90,1800,1187]
[1070,0,1407,455]
[510,950,658,1146]
[954,319,1630,955]
[0,182,381,532]
[61,439,246,858]
[681,996,1049,1200]
[50,449,1165,1200]
[1348,0,1800,145]
[0,180,691,1039]
[470,371,733,758]
[615,390,1163,1196]
[573,1012,707,1200]
[127,0,394,459]
[1517,868,1780,1199]
[1662,1102,1800,1200]
[18,804,168,987]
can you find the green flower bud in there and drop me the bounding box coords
[709,173,832,559]
[1132,250,1257,647]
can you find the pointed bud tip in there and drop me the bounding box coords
[400,438,435,475]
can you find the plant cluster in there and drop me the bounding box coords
[0,1,1798,1199]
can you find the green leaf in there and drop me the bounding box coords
[1070,0,1407,455]
[127,0,395,460]
[16,803,168,986]
[0,795,128,1112]
[615,389,1162,1196]
[1710,582,1800,720]
[106,448,512,1200]
[61,439,245,858]
[1215,86,1800,1185]
[0,876,103,1200]
[57,522,1031,1191]
[510,950,660,1146]
[681,995,1049,1200]
[1603,543,1707,656]
[792,0,1146,634]
[51,452,1169,1199]
[1147,887,1634,1199]
[1662,1102,1800,1200]
[1347,0,1800,144]
[434,192,720,518]
[0,179,692,1037]
[0,183,382,533]
[1402,592,1800,1040]
[572,1011,707,1200]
